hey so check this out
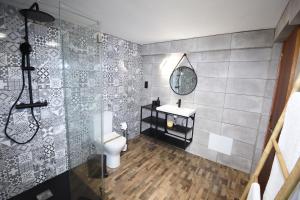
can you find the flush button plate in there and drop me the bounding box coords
[36,189,53,200]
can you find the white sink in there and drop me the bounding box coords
[156,104,196,117]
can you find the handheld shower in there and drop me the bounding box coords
[4,3,55,144]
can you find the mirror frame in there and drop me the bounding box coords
[169,65,198,96]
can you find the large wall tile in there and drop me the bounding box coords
[198,50,231,62]
[151,86,171,104]
[143,64,152,75]
[230,48,272,61]
[151,75,169,87]
[187,143,218,162]
[152,54,169,64]
[195,34,231,51]
[261,98,272,115]
[228,61,269,79]
[255,131,267,150]
[222,109,260,129]
[171,38,198,52]
[196,62,229,77]
[196,77,227,92]
[192,130,210,146]
[195,118,222,135]
[142,55,154,63]
[151,42,171,54]
[141,44,152,55]
[265,79,276,98]
[231,29,274,49]
[170,92,195,104]
[224,94,264,113]
[258,115,270,133]
[267,60,280,79]
[194,91,225,107]
[221,123,258,145]
[231,140,254,160]
[271,43,283,60]
[217,153,252,173]
[226,78,266,96]
[196,105,223,121]
[251,148,263,172]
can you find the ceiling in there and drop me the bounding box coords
[4,0,289,44]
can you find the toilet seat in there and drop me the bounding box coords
[104,132,122,143]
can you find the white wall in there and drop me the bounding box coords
[141,29,282,173]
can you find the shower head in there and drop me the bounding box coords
[19,2,55,22]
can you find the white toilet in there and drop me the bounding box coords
[94,111,126,168]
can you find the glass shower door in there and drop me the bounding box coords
[59,2,104,199]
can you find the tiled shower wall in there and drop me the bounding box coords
[0,2,142,199]
[141,29,282,173]
[0,3,67,199]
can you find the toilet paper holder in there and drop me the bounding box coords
[120,122,128,151]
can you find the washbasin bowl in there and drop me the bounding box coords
[156,104,196,117]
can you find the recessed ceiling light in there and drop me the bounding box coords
[0,32,7,39]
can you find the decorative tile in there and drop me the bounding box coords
[7,54,21,67]
[0,53,7,66]
[5,42,19,55]
[34,169,47,184]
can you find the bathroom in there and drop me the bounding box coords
[0,0,300,199]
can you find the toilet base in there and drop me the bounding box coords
[106,154,120,168]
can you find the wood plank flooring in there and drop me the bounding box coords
[73,135,249,200]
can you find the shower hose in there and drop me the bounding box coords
[4,63,40,145]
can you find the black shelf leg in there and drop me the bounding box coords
[191,114,195,142]
[140,107,142,133]
[164,113,167,133]
[155,111,158,139]
[184,117,188,148]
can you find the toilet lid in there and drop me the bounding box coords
[103,132,121,143]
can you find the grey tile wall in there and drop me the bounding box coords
[141,29,281,173]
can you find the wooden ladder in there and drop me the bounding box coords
[240,74,300,200]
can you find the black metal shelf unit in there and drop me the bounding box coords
[140,104,195,149]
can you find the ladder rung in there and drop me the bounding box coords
[272,138,289,179]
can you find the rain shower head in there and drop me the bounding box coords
[19,2,55,22]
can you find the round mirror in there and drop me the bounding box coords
[169,66,197,95]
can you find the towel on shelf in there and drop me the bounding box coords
[263,92,300,200]
[247,182,261,200]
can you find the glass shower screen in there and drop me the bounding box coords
[59,1,105,199]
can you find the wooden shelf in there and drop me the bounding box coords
[142,116,192,133]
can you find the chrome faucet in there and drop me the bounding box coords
[176,99,181,108]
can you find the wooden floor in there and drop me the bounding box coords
[73,135,249,200]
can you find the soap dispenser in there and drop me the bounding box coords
[157,97,160,106]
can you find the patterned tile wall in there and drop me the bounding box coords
[0,2,143,199]
[101,34,143,137]
[0,3,67,199]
